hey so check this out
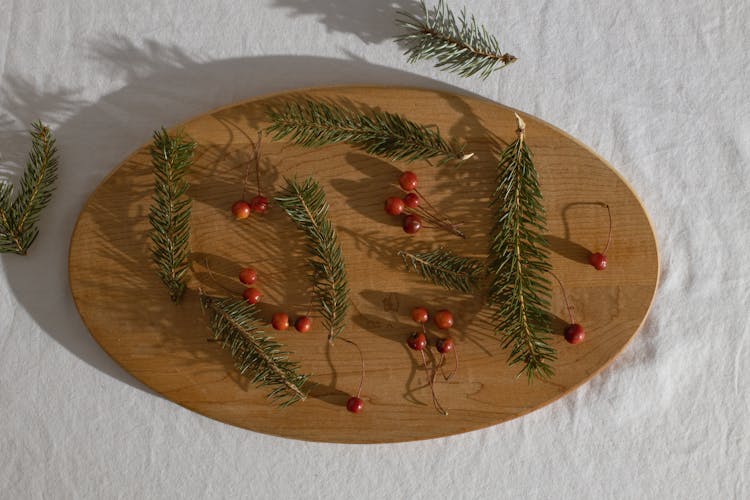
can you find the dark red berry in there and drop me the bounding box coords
[407,332,427,351]
[411,306,429,324]
[242,287,262,305]
[271,312,289,331]
[436,337,455,354]
[589,252,608,270]
[295,316,313,333]
[399,171,418,191]
[403,193,420,208]
[250,195,269,213]
[403,214,422,234]
[385,197,405,216]
[564,324,586,344]
[231,200,252,219]
[238,267,257,285]
[346,396,364,413]
[434,309,454,330]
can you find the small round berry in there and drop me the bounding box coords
[434,309,454,330]
[407,332,427,351]
[399,171,418,191]
[231,200,252,219]
[242,287,262,305]
[238,267,257,285]
[271,312,290,331]
[564,323,586,344]
[346,396,364,413]
[589,252,608,270]
[411,306,429,324]
[385,197,405,216]
[403,193,420,208]
[436,337,455,354]
[250,195,269,213]
[402,214,422,234]
[295,315,313,333]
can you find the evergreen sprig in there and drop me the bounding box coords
[266,99,472,165]
[148,128,196,303]
[0,122,58,255]
[395,0,517,79]
[487,114,555,381]
[200,293,309,406]
[275,177,350,343]
[398,248,484,293]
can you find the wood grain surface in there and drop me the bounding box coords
[68,86,659,443]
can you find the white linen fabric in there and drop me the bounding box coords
[0,1,747,498]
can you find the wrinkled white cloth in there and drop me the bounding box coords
[0,1,748,498]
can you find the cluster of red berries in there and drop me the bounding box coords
[384,171,464,238]
[406,306,458,415]
[231,195,269,220]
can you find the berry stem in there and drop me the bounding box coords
[549,271,575,325]
[601,203,612,255]
[340,337,365,398]
[421,350,447,416]
[203,257,243,295]
[439,349,459,381]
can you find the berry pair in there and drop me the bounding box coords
[239,267,262,305]
[231,131,270,220]
[271,312,313,333]
[231,196,269,219]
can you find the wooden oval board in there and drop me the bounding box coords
[69,86,659,443]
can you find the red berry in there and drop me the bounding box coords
[385,197,405,216]
[434,309,454,330]
[231,200,252,219]
[589,252,608,270]
[411,306,429,324]
[250,195,269,213]
[407,332,427,351]
[271,312,289,331]
[402,214,422,234]
[346,396,364,413]
[399,171,418,191]
[242,287,262,305]
[295,316,313,333]
[436,337,455,354]
[238,267,257,285]
[564,323,586,344]
[403,193,420,208]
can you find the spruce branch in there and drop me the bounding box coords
[487,114,555,381]
[148,128,196,303]
[398,248,484,293]
[395,0,517,79]
[266,99,473,165]
[275,177,350,343]
[0,122,59,255]
[200,293,309,406]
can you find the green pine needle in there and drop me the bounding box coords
[148,128,196,303]
[275,177,350,343]
[487,114,555,382]
[395,0,517,79]
[398,248,484,293]
[266,99,472,165]
[200,293,309,406]
[0,121,59,255]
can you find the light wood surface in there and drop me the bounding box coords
[68,86,659,443]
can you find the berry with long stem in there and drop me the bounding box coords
[341,337,366,414]
[549,272,586,344]
[436,337,458,381]
[406,332,447,415]
[589,203,612,270]
[295,315,313,333]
